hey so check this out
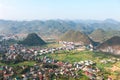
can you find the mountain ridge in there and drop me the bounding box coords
[0,19,120,38]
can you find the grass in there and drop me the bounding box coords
[45,50,114,63]
[0,62,6,66]
[0,61,36,67]
[1,50,119,79]
[114,62,120,68]
[0,50,117,69]
[27,42,62,49]
[44,50,120,79]
[40,50,116,71]
[14,61,36,66]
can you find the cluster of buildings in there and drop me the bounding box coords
[0,43,77,64]
[0,34,18,41]
[0,44,36,64]
[0,56,105,80]
[0,40,115,80]
[99,46,120,55]
[59,41,94,51]
[100,58,120,64]
[74,60,104,80]
[0,66,15,79]
[1,41,94,64]
[0,43,104,79]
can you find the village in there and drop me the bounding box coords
[0,40,116,80]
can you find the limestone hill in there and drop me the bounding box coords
[19,33,46,46]
[60,30,92,45]
[98,36,120,55]
[89,29,120,43]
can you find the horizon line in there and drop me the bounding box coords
[0,18,120,22]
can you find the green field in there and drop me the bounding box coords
[41,50,120,79]
[1,50,120,79]
[45,50,115,63]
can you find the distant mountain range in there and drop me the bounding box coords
[0,19,120,38]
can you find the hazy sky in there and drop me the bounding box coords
[0,0,120,20]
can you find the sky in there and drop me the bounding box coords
[0,0,120,21]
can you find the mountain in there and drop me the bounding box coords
[89,29,120,43]
[103,19,119,24]
[0,19,120,38]
[98,36,120,55]
[59,30,92,45]
[89,29,106,43]
[19,33,46,46]
[0,20,76,37]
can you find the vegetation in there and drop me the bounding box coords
[1,50,117,68]
[44,50,114,63]
[0,61,36,66]
[43,50,120,79]
[60,30,92,45]
[89,29,106,43]
[97,36,120,55]
[89,29,120,43]
[1,49,120,79]
[98,36,120,48]
[0,19,120,38]
[18,33,46,46]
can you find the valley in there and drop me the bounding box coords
[0,19,120,80]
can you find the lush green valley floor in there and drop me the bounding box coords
[1,50,120,79]
[44,50,120,79]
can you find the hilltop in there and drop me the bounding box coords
[98,36,120,55]
[60,30,92,45]
[19,33,46,46]
[89,29,120,43]
[89,29,106,43]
